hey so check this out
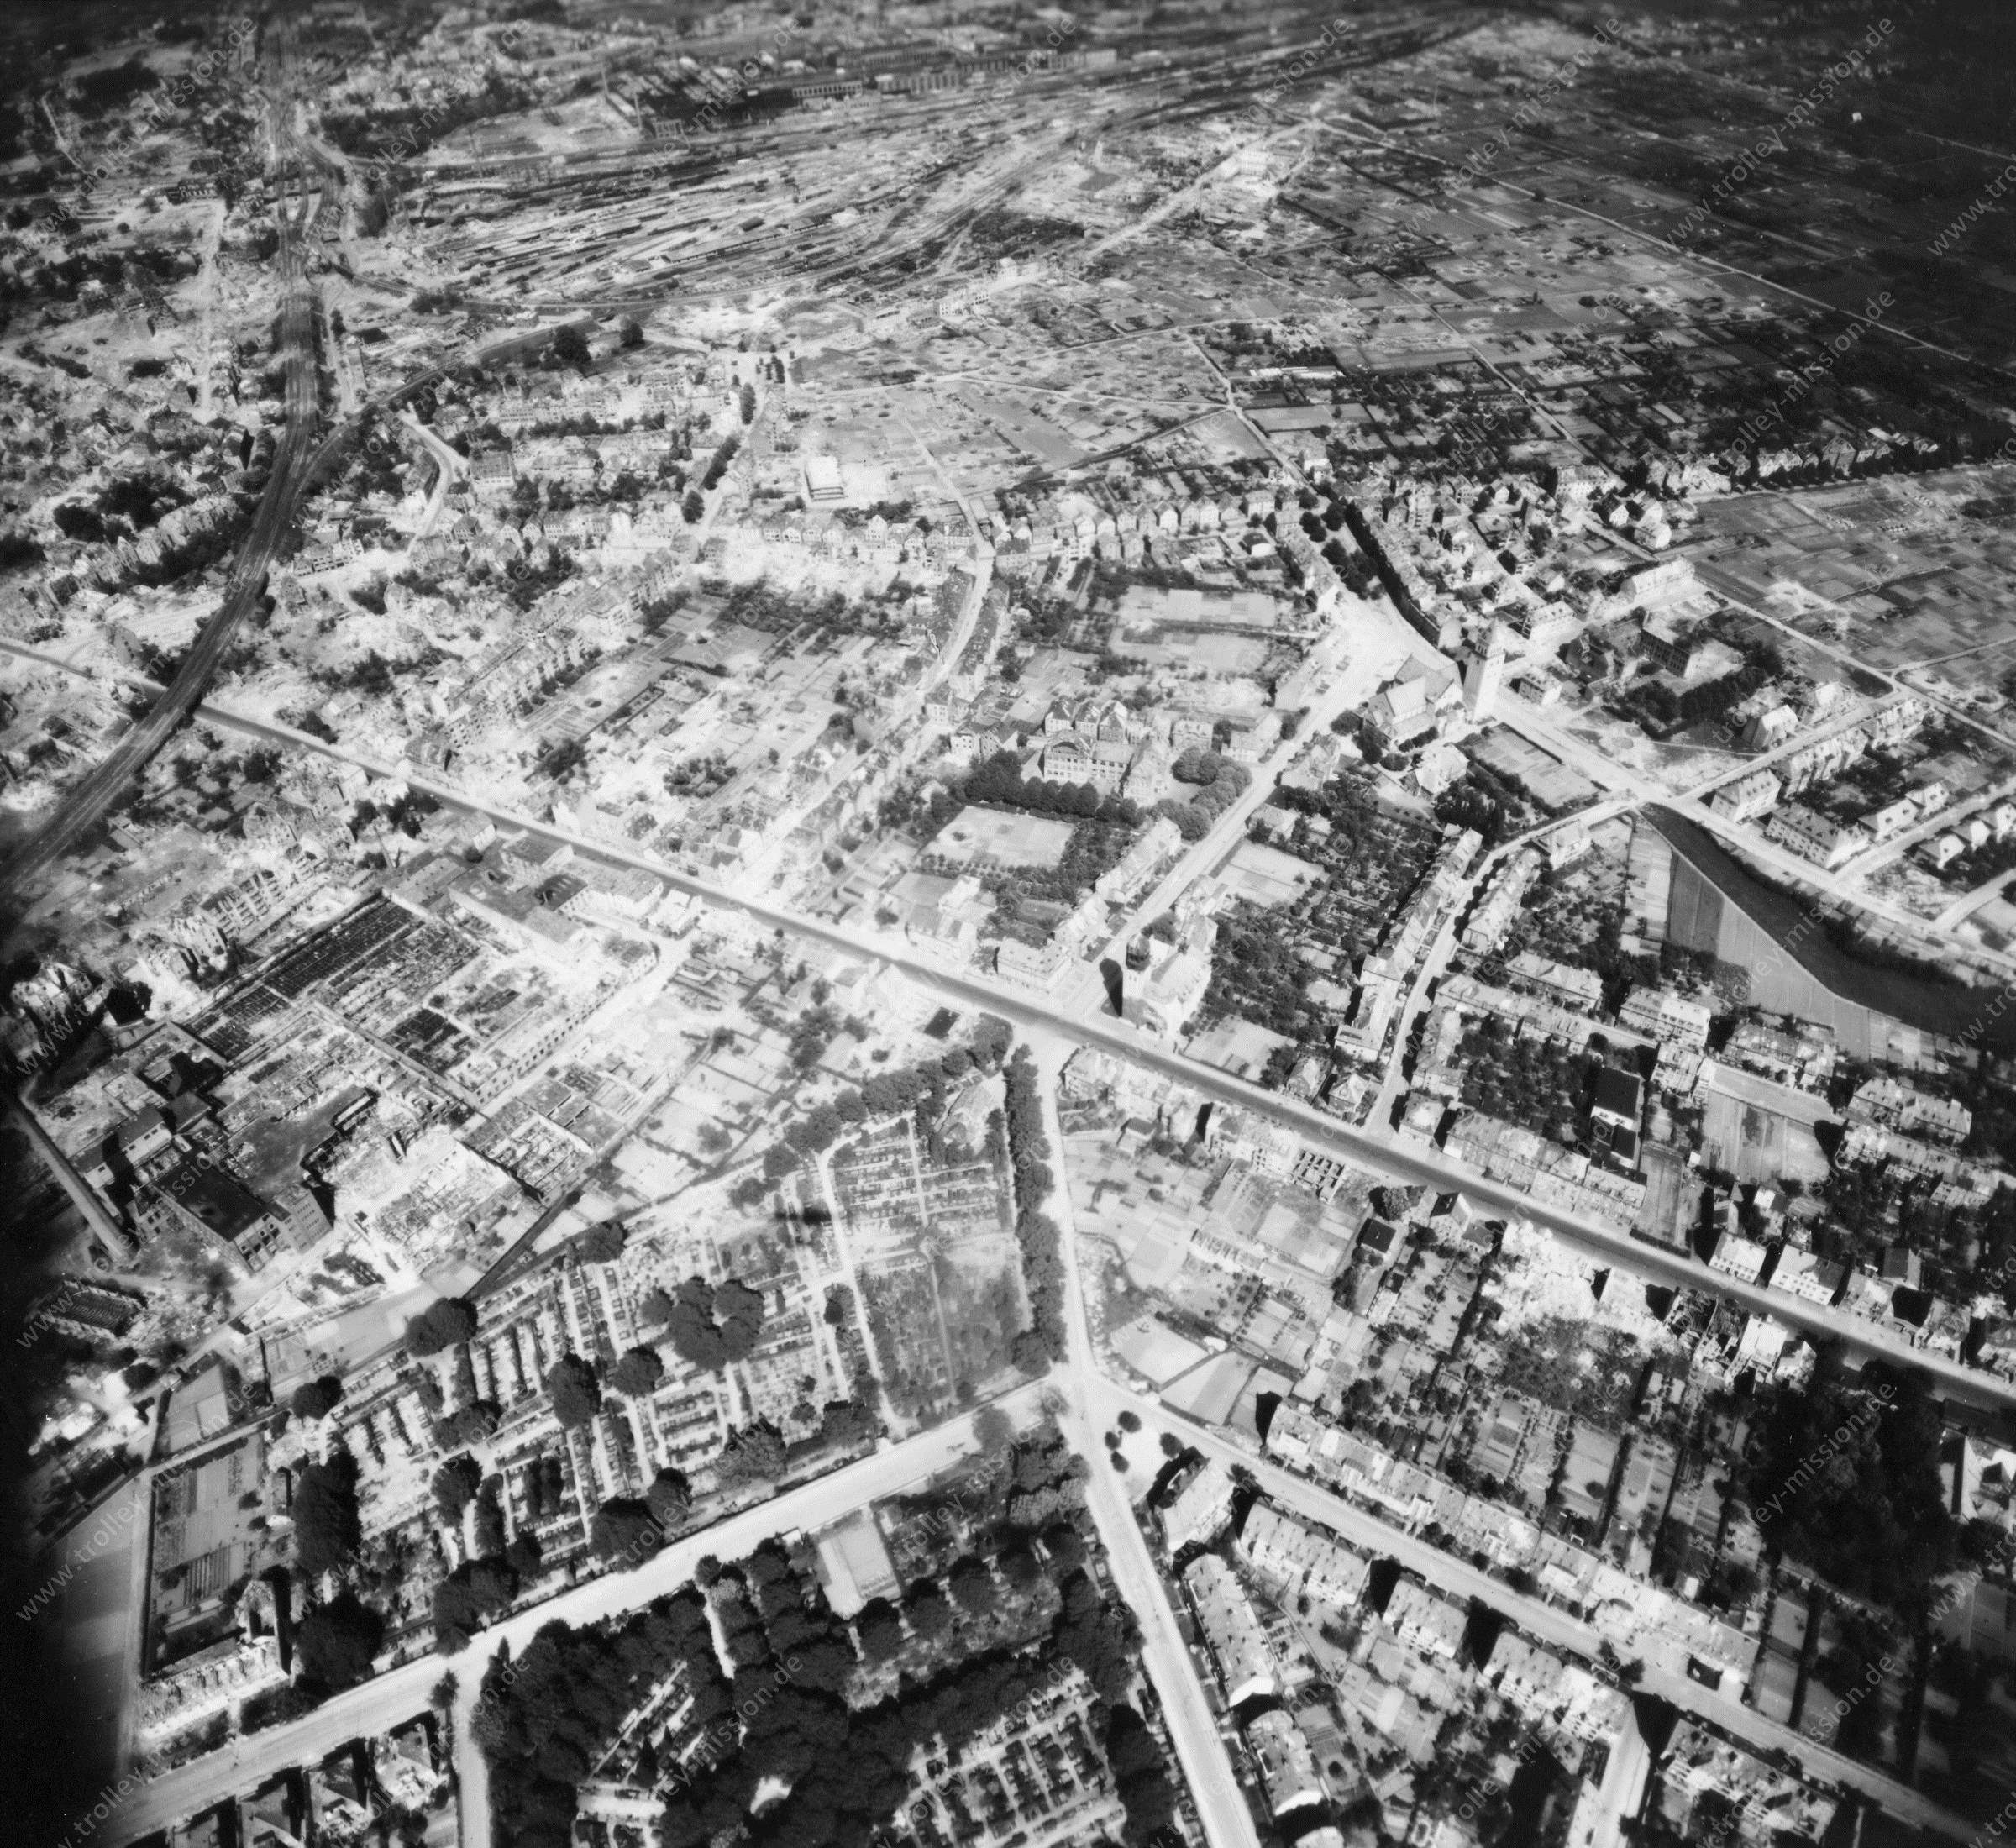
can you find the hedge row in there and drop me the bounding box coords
[1003,1046,1068,1370]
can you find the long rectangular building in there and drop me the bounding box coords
[1240,1503,1370,1609]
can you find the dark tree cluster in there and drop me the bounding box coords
[946,749,1144,827]
[404,1296,478,1357]
[296,1592,385,1692]
[1050,1563,1137,1704]
[1003,1047,1068,1369]
[475,1511,1175,1848]
[323,71,534,159]
[591,1499,669,1568]
[1740,1360,1954,1614]
[476,1594,726,1848]
[1431,759,1530,848]
[988,1422,1091,1534]
[662,1276,764,1372]
[570,1220,627,1263]
[733,1546,864,1703]
[648,1466,692,1529]
[433,1549,524,1651]
[290,1374,342,1420]
[818,1397,879,1449]
[72,60,160,114]
[575,1468,694,1584]
[293,1448,363,1579]
[679,1527,1158,1848]
[701,432,741,490]
[857,1595,904,1661]
[1156,752,1250,843]
[1616,651,1780,739]
[1103,1703,1179,1840]
[715,1420,788,1488]
[607,1346,666,1398]
[546,1352,603,1429]
[433,1453,483,1522]
[789,1003,845,1072]
[1203,899,1321,1047]
[433,1401,501,1447]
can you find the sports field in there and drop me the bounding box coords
[932,805,1074,869]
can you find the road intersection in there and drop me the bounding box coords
[109,687,2016,1420]
[24,15,2013,1848]
[1034,1022,1982,1843]
[107,1387,1043,1848]
[92,939,2007,1848]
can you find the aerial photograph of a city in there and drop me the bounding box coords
[4,1,2016,1846]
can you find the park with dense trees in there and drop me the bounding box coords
[1740,1359,1955,1614]
[927,748,1144,832]
[475,1486,1178,1848]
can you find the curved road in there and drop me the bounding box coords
[1,64,570,925]
[1,70,323,916]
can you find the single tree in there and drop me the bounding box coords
[646,1467,691,1529]
[546,1353,601,1428]
[905,1578,953,1641]
[972,1402,1015,1456]
[948,1553,996,1614]
[856,1596,904,1662]
[432,1452,482,1520]
[608,1346,666,1398]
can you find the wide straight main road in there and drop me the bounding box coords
[1032,1043,1261,1848]
[150,695,2016,1421]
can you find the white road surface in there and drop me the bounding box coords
[108,1388,1040,1848]
[1033,1042,1263,1848]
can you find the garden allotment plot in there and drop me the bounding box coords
[825,1115,1024,1425]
